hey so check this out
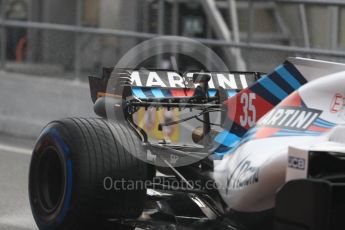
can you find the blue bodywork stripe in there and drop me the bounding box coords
[151,88,165,98]
[132,87,147,98]
[275,66,301,89]
[133,88,238,98]
[208,89,217,97]
[161,89,172,97]
[214,131,241,148]
[227,90,237,97]
[142,88,154,98]
[279,129,321,135]
[269,72,295,94]
[213,144,232,153]
[314,119,335,128]
[284,61,307,85]
[242,127,257,138]
[250,82,281,105]
[259,77,288,100]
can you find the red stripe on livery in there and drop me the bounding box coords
[170,89,195,97]
[308,125,331,132]
[279,91,302,107]
[255,127,280,139]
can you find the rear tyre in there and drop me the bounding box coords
[29,118,147,230]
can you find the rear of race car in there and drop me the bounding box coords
[28,57,345,230]
[88,67,261,166]
[29,64,265,229]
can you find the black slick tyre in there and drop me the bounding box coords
[29,118,147,230]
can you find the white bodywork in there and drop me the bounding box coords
[214,58,345,213]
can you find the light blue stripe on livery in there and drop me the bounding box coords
[227,90,237,97]
[258,77,288,100]
[209,89,236,97]
[313,119,335,128]
[217,132,255,156]
[275,65,302,89]
[132,88,147,98]
[132,88,238,98]
[214,131,241,148]
[279,129,321,135]
[274,132,321,137]
[151,88,165,98]
[208,89,217,97]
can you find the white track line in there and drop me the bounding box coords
[0,143,32,155]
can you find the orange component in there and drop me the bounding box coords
[16,36,27,63]
[96,92,121,98]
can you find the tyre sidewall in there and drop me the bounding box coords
[29,123,73,230]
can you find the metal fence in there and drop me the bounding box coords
[1,0,345,78]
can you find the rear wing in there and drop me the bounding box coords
[89,68,262,103]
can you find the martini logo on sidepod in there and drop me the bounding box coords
[258,106,321,131]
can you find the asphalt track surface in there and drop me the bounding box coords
[0,135,37,230]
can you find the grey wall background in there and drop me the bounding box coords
[0,71,94,139]
[1,0,345,140]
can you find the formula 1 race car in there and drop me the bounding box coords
[29,57,345,230]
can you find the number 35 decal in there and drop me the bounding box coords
[240,93,256,127]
